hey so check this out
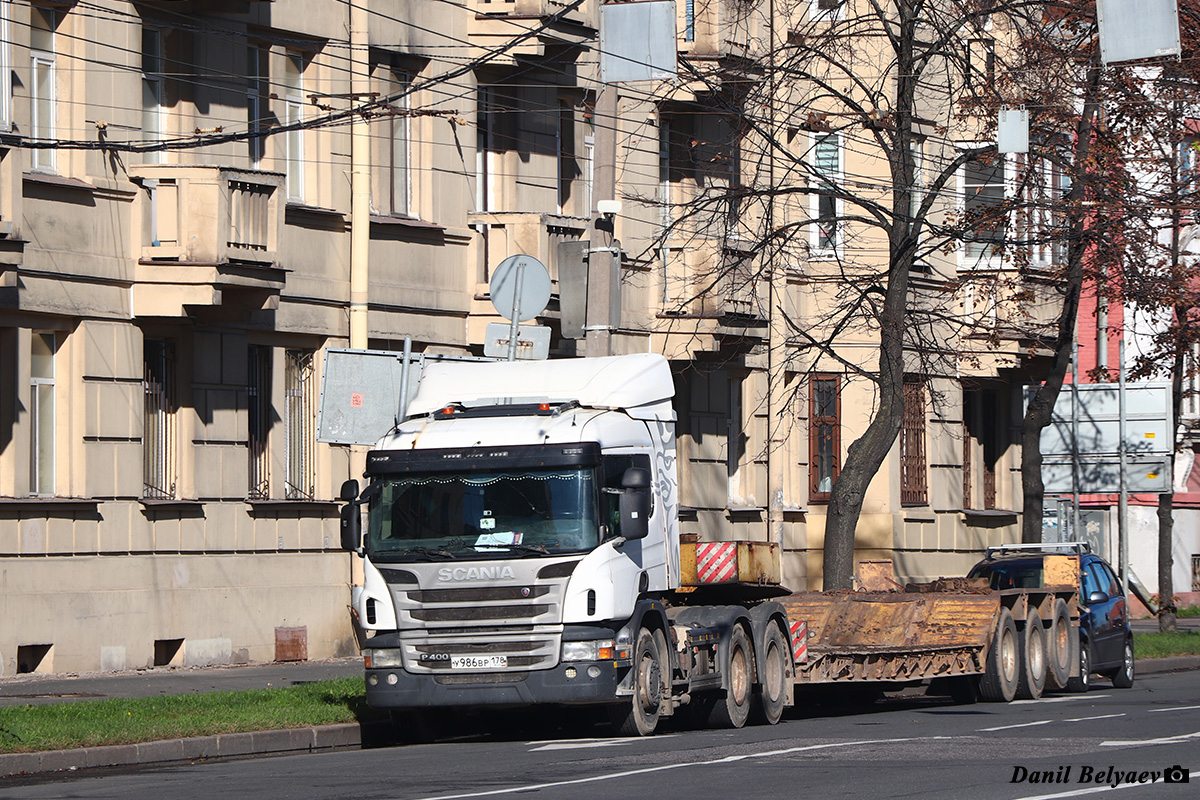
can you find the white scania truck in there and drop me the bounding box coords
[335,352,1084,739]
[338,353,796,737]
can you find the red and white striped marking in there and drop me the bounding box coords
[695,542,738,584]
[789,620,808,664]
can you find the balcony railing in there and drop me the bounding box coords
[131,165,284,266]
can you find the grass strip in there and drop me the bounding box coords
[0,678,378,755]
[1134,630,1200,659]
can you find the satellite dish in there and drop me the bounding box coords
[490,254,551,322]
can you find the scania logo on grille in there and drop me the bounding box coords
[521,587,531,597]
[437,566,517,581]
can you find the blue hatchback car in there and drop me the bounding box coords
[967,543,1134,691]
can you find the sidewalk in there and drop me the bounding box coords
[2,649,1197,779]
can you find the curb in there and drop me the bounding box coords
[0,723,362,778]
[1134,655,1200,675]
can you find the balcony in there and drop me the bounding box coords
[466,211,588,341]
[469,0,598,61]
[130,165,286,318]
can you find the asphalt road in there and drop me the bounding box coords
[2,668,1196,800]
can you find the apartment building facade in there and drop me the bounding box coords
[0,0,1051,675]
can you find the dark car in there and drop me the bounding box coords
[967,543,1134,691]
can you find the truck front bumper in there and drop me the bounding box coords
[365,660,623,709]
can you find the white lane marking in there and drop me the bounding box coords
[1064,714,1126,723]
[1009,766,1197,800]
[530,739,640,751]
[1101,729,1200,747]
[979,720,1053,732]
[1011,694,1111,705]
[1148,705,1200,713]
[406,736,957,800]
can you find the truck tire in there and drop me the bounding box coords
[707,625,753,729]
[610,627,664,736]
[1109,638,1135,688]
[979,607,1019,702]
[1046,598,1072,690]
[1015,609,1047,700]
[1065,641,1091,693]
[751,623,789,725]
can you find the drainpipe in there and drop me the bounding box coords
[349,1,370,349]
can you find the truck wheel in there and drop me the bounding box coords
[1065,642,1091,693]
[1110,639,1135,689]
[979,607,1018,702]
[1046,599,1072,690]
[751,623,789,725]
[610,627,663,736]
[707,625,752,729]
[1016,609,1047,700]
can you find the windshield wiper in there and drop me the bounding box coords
[395,546,457,561]
[503,543,550,556]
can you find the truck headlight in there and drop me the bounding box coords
[365,648,404,668]
[562,639,616,662]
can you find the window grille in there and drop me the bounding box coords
[901,378,928,505]
[247,345,271,500]
[143,339,176,499]
[810,375,840,501]
[285,349,315,500]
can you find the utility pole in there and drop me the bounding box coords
[349,1,370,350]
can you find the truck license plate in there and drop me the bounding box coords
[451,655,507,669]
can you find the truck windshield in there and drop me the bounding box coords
[367,469,600,560]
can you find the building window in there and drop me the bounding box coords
[809,375,840,502]
[811,134,841,252]
[143,339,176,500]
[373,69,410,217]
[283,52,305,201]
[967,38,996,91]
[141,27,165,163]
[247,345,271,500]
[29,332,55,496]
[901,378,928,506]
[963,389,998,510]
[30,5,56,171]
[284,349,315,500]
[246,45,268,167]
[962,152,1007,262]
[476,87,497,212]
[0,1,12,130]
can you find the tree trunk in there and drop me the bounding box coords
[1158,323,1185,633]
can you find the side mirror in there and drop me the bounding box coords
[619,468,651,541]
[1087,590,1109,605]
[340,502,362,554]
[339,479,363,554]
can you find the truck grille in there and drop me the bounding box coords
[391,571,569,673]
[401,632,561,674]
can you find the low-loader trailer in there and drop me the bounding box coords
[335,353,1081,737]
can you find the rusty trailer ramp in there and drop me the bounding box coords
[781,589,1000,683]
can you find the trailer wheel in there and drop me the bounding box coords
[751,623,789,725]
[707,625,753,729]
[1065,642,1091,693]
[1046,599,1072,690]
[979,608,1019,702]
[1016,609,1047,700]
[610,627,663,736]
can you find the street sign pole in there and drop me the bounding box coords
[506,261,526,362]
[1119,338,1129,593]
